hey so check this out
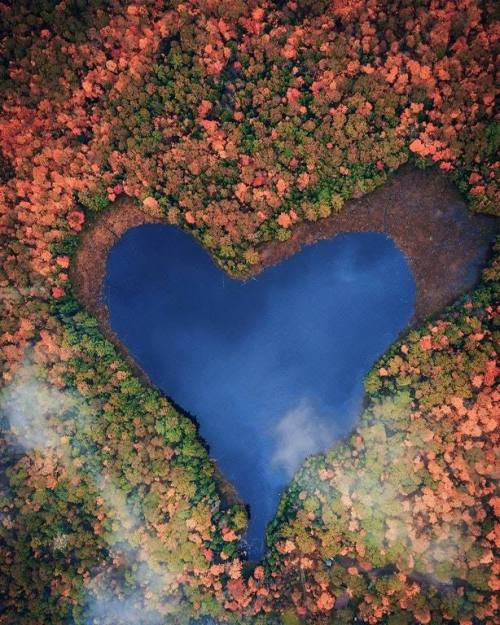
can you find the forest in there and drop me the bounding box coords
[0,1,498,624]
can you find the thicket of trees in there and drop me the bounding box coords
[265,243,499,623]
[0,1,498,623]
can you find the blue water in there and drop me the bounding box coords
[104,227,415,559]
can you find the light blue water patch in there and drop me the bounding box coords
[105,226,415,559]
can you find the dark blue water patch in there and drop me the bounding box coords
[104,226,416,559]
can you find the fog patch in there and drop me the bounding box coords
[83,591,166,625]
[288,395,468,585]
[1,361,179,623]
[271,399,336,478]
[82,476,178,624]
[2,376,72,450]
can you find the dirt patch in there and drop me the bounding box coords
[249,165,497,320]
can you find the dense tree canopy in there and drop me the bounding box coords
[0,1,498,623]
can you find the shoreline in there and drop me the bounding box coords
[71,164,496,512]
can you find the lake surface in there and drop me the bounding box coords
[104,226,415,559]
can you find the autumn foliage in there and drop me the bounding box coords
[266,251,499,623]
[0,1,498,624]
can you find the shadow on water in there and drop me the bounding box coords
[104,226,416,560]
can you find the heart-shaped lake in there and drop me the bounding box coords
[104,227,415,559]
